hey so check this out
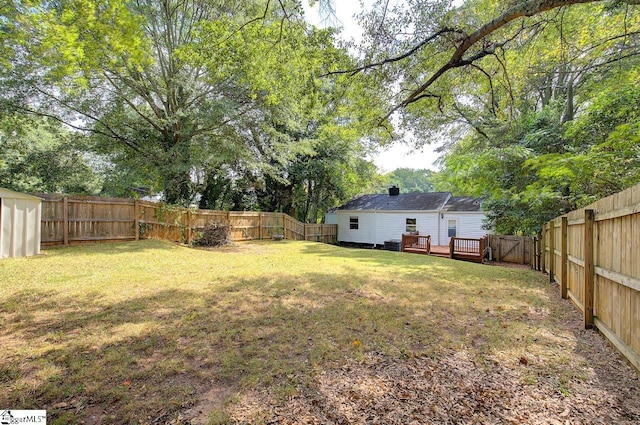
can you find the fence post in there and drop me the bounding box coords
[561,216,568,299]
[584,209,595,329]
[62,196,69,245]
[134,200,140,241]
[496,236,501,262]
[549,220,555,283]
[279,213,284,238]
[186,209,192,245]
[541,224,547,273]
[259,213,263,240]
[530,236,535,269]
[304,223,307,241]
[449,237,454,259]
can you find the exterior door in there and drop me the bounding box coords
[447,219,457,239]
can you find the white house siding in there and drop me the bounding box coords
[336,211,377,245]
[337,211,441,246]
[438,212,488,246]
[374,212,439,246]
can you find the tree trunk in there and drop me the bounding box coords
[161,138,192,206]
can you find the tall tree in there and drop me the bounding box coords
[4,0,379,206]
[341,0,640,234]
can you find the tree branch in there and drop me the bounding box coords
[323,28,462,77]
[370,0,640,124]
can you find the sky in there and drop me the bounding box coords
[301,1,443,172]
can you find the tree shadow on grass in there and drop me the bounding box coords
[1,263,638,424]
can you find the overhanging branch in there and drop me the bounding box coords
[357,0,640,124]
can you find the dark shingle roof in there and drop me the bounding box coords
[333,192,482,212]
[441,196,483,212]
[334,192,451,211]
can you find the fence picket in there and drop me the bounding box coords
[545,183,640,372]
[38,196,337,246]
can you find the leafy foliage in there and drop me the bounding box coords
[368,168,435,194]
[3,0,387,208]
[387,1,640,234]
[0,114,102,193]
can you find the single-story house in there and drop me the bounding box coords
[326,187,488,247]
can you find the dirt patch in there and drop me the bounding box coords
[212,302,640,425]
[489,261,533,270]
[181,382,236,424]
[224,346,639,424]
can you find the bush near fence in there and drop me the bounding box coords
[540,183,640,372]
[37,195,337,246]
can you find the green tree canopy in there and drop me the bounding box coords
[3,0,389,206]
[0,114,102,193]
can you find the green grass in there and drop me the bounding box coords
[0,239,578,423]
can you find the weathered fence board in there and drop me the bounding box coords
[38,196,337,246]
[543,183,640,372]
[488,235,533,264]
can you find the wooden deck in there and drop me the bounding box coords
[429,245,450,257]
[401,234,431,254]
[448,236,489,263]
[401,234,489,263]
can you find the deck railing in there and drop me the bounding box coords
[401,233,431,254]
[449,235,489,262]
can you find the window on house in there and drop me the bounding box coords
[406,218,417,233]
[448,219,457,238]
[349,216,359,230]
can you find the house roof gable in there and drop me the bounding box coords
[334,192,451,211]
[441,196,483,212]
[333,192,483,212]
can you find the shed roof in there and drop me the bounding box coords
[333,192,482,212]
[0,188,43,201]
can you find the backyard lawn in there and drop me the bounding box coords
[1,239,638,424]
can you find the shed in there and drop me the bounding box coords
[0,188,42,258]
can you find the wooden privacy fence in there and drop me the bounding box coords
[488,234,533,265]
[38,195,337,246]
[541,183,640,372]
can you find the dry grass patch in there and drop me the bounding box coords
[0,240,638,424]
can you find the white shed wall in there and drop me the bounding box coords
[0,191,42,258]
